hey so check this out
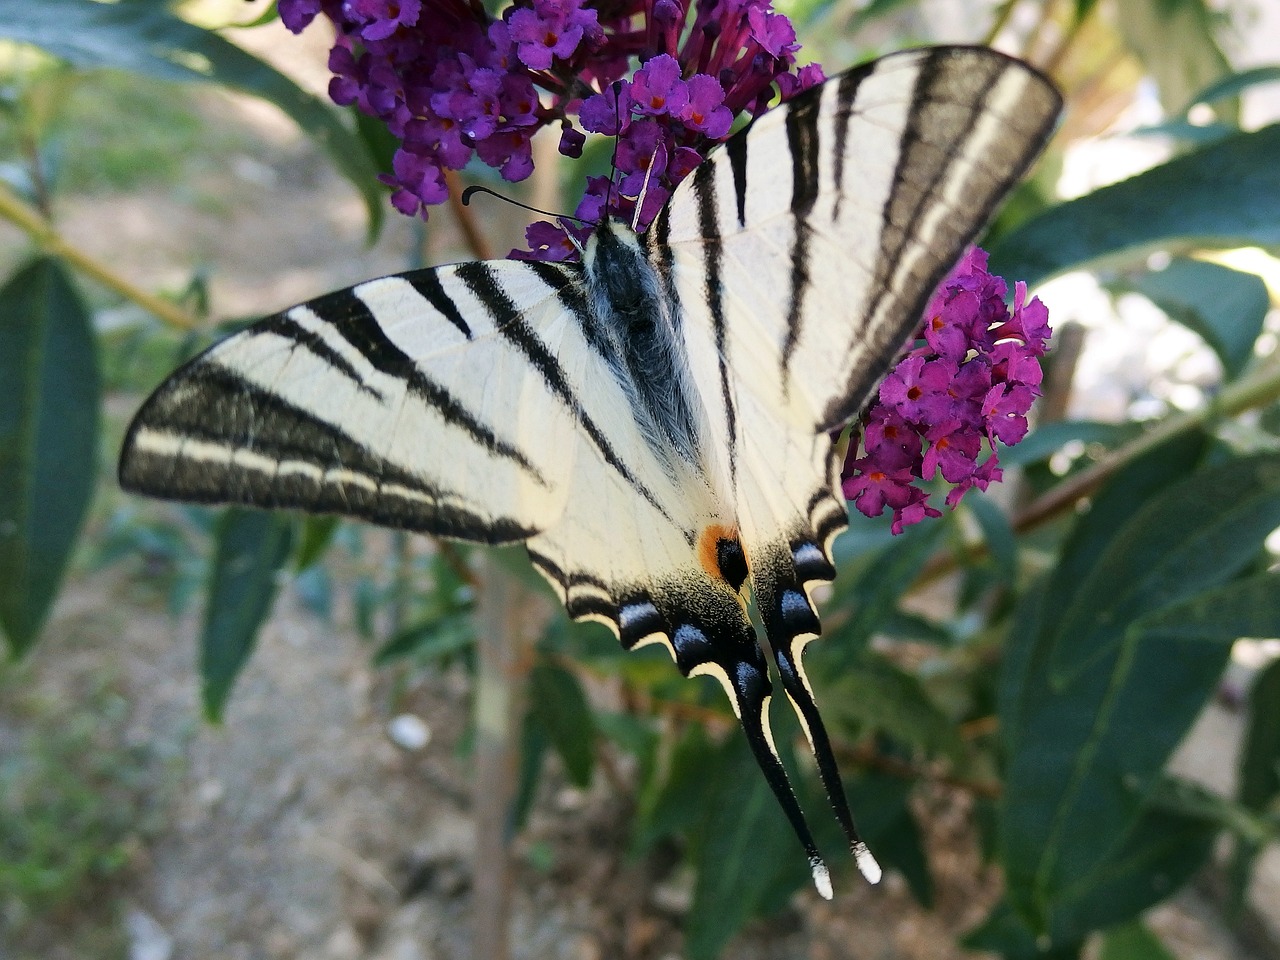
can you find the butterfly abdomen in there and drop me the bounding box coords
[585,220,703,466]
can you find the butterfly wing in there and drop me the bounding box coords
[649,46,1062,871]
[122,260,637,543]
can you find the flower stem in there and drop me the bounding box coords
[1014,355,1280,531]
[0,180,199,331]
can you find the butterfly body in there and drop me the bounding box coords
[119,46,1061,896]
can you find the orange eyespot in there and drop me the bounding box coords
[697,523,748,591]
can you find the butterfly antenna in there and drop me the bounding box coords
[461,186,587,225]
[605,80,624,222]
[632,147,662,233]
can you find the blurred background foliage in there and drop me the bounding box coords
[2,1,1280,959]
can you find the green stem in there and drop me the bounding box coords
[917,356,1280,588]
[0,180,199,331]
[1014,355,1280,532]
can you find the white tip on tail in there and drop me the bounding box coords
[811,858,833,900]
[854,842,882,884]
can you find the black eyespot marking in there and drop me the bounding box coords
[717,538,749,592]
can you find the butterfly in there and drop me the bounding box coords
[118,45,1061,897]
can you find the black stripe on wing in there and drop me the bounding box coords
[691,162,739,491]
[821,49,1061,429]
[309,288,545,478]
[780,94,822,382]
[456,261,678,524]
[257,313,385,402]
[120,365,539,542]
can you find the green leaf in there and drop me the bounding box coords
[511,709,549,832]
[1115,0,1231,117]
[685,734,802,960]
[1147,774,1273,845]
[201,509,294,721]
[966,494,1016,585]
[1049,455,1280,681]
[374,612,474,665]
[845,772,933,906]
[631,723,720,856]
[1181,64,1280,113]
[999,432,1207,758]
[0,257,100,656]
[1046,806,1215,940]
[529,661,594,788]
[824,520,947,655]
[1121,258,1268,378]
[294,515,339,571]
[0,0,384,239]
[1240,657,1280,812]
[1099,921,1177,960]
[974,811,1214,951]
[987,125,1280,287]
[817,649,965,763]
[996,457,1280,936]
[963,900,1082,960]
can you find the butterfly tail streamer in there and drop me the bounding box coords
[645,589,831,899]
[750,542,883,885]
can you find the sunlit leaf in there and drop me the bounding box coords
[0,0,385,238]
[988,125,1280,286]
[1121,257,1267,378]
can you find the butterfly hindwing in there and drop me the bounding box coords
[648,45,1061,873]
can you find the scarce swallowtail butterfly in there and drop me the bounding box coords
[119,45,1061,898]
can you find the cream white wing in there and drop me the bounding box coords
[121,259,653,545]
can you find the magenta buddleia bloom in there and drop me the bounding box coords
[841,248,1051,534]
[276,0,821,250]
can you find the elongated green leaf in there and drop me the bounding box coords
[1099,922,1177,960]
[1147,774,1273,845]
[374,612,474,665]
[1182,64,1280,112]
[966,493,1016,585]
[293,515,339,572]
[201,509,294,721]
[963,900,1082,960]
[1122,258,1267,378]
[845,772,933,906]
[1240,657,1280,812]
[685,735,800,960]
[824,520,947,655]
[987,125,1280,286]
[0,0,384,238]
[1115,0,1232,116]
[631,723,720,857]
[1046,806,1215,940]
[998,456,1280,934]
[529,661,594,788]
[511,709,550,832]
[0,257,99,656]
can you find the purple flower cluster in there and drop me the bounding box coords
[841,248,1051,534]
[277,0,821,257]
